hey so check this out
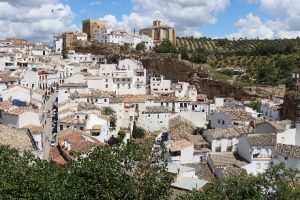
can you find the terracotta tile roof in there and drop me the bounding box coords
[0,74,17,83]
[204,128,241,139]
[70,90,111,98]
[77,102,101,111]
[184,163,214,181]
[144,106,172,113]
[109,96,123,104]
[57,131,104,157]
[50,147,66,165]
[170,139,193,152]
[169,116,194,140]
[59,114,86,125]
[0,125,36,151]
[276,143,300,159]
[152,95,192,103]
[0,100,39,116]
[23,125,43,135]
[38,70,48,75]
[246,133,276,146]
[267,120,291,132]
[235,125,255,135]
[217,108,255,122]
[60,82,88,87]
[121,94,151,103]
[209,153,248,168]
[222,166,247,179]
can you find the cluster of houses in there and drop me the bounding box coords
[0,37,299,194]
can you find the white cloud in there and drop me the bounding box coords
[89,1,101,6]
[100,0,230,37]
[0,0,77,41]
[229,0,300,39]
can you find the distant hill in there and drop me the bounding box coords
[176,37,300,87]
[176,37,300,53]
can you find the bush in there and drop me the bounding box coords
[136,42,146,51]
[154,39,177,54]
[245,101,262,112]
[190,48,208,63]
[132,121,145,139]
[101,107,117,130]
[193,127,205,135]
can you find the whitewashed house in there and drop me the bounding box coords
[210,108,256,129]
[237,133,276,175]
[207,153,247,179]
[140,106,171,132]
[91,59,147,95]
[0,85,31,103]
[0,101,40,128]
[255,120,295,145]
[167,139,202,164]
[275,143,300,169]
[260,99,282,121]
[20,70,39,89]
[203,128,241,153]
[150,76,172,94]
[53,35,63,53]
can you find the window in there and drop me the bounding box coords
[157,115,159,119]
[104,99,107,102]
[106,79,108,82]
[105,84,108,88]
[95,99,98,102]
[77,116,79,119]
[117,84,120,89]
[128,84,131,89]
[60,125,63,130]
[222,120,225,125]
[285,156,289,160]
[218,119,221,124]
[80,127,83,130]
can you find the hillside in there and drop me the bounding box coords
[176,37,300,53]
[175,37,300,87]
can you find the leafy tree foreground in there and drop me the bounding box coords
[1,143,300,199]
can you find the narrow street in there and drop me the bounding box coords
[41,92,57,161]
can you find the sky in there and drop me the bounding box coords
[1,0,300,42]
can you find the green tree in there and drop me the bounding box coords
[190,48,208,64]
[154,39,177,54]
[178,46,189,60]
[245,101,262,112]
[136,42,146,51]
[0,140,173,200]
[132,121,145,139]
[101,107,117,130]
